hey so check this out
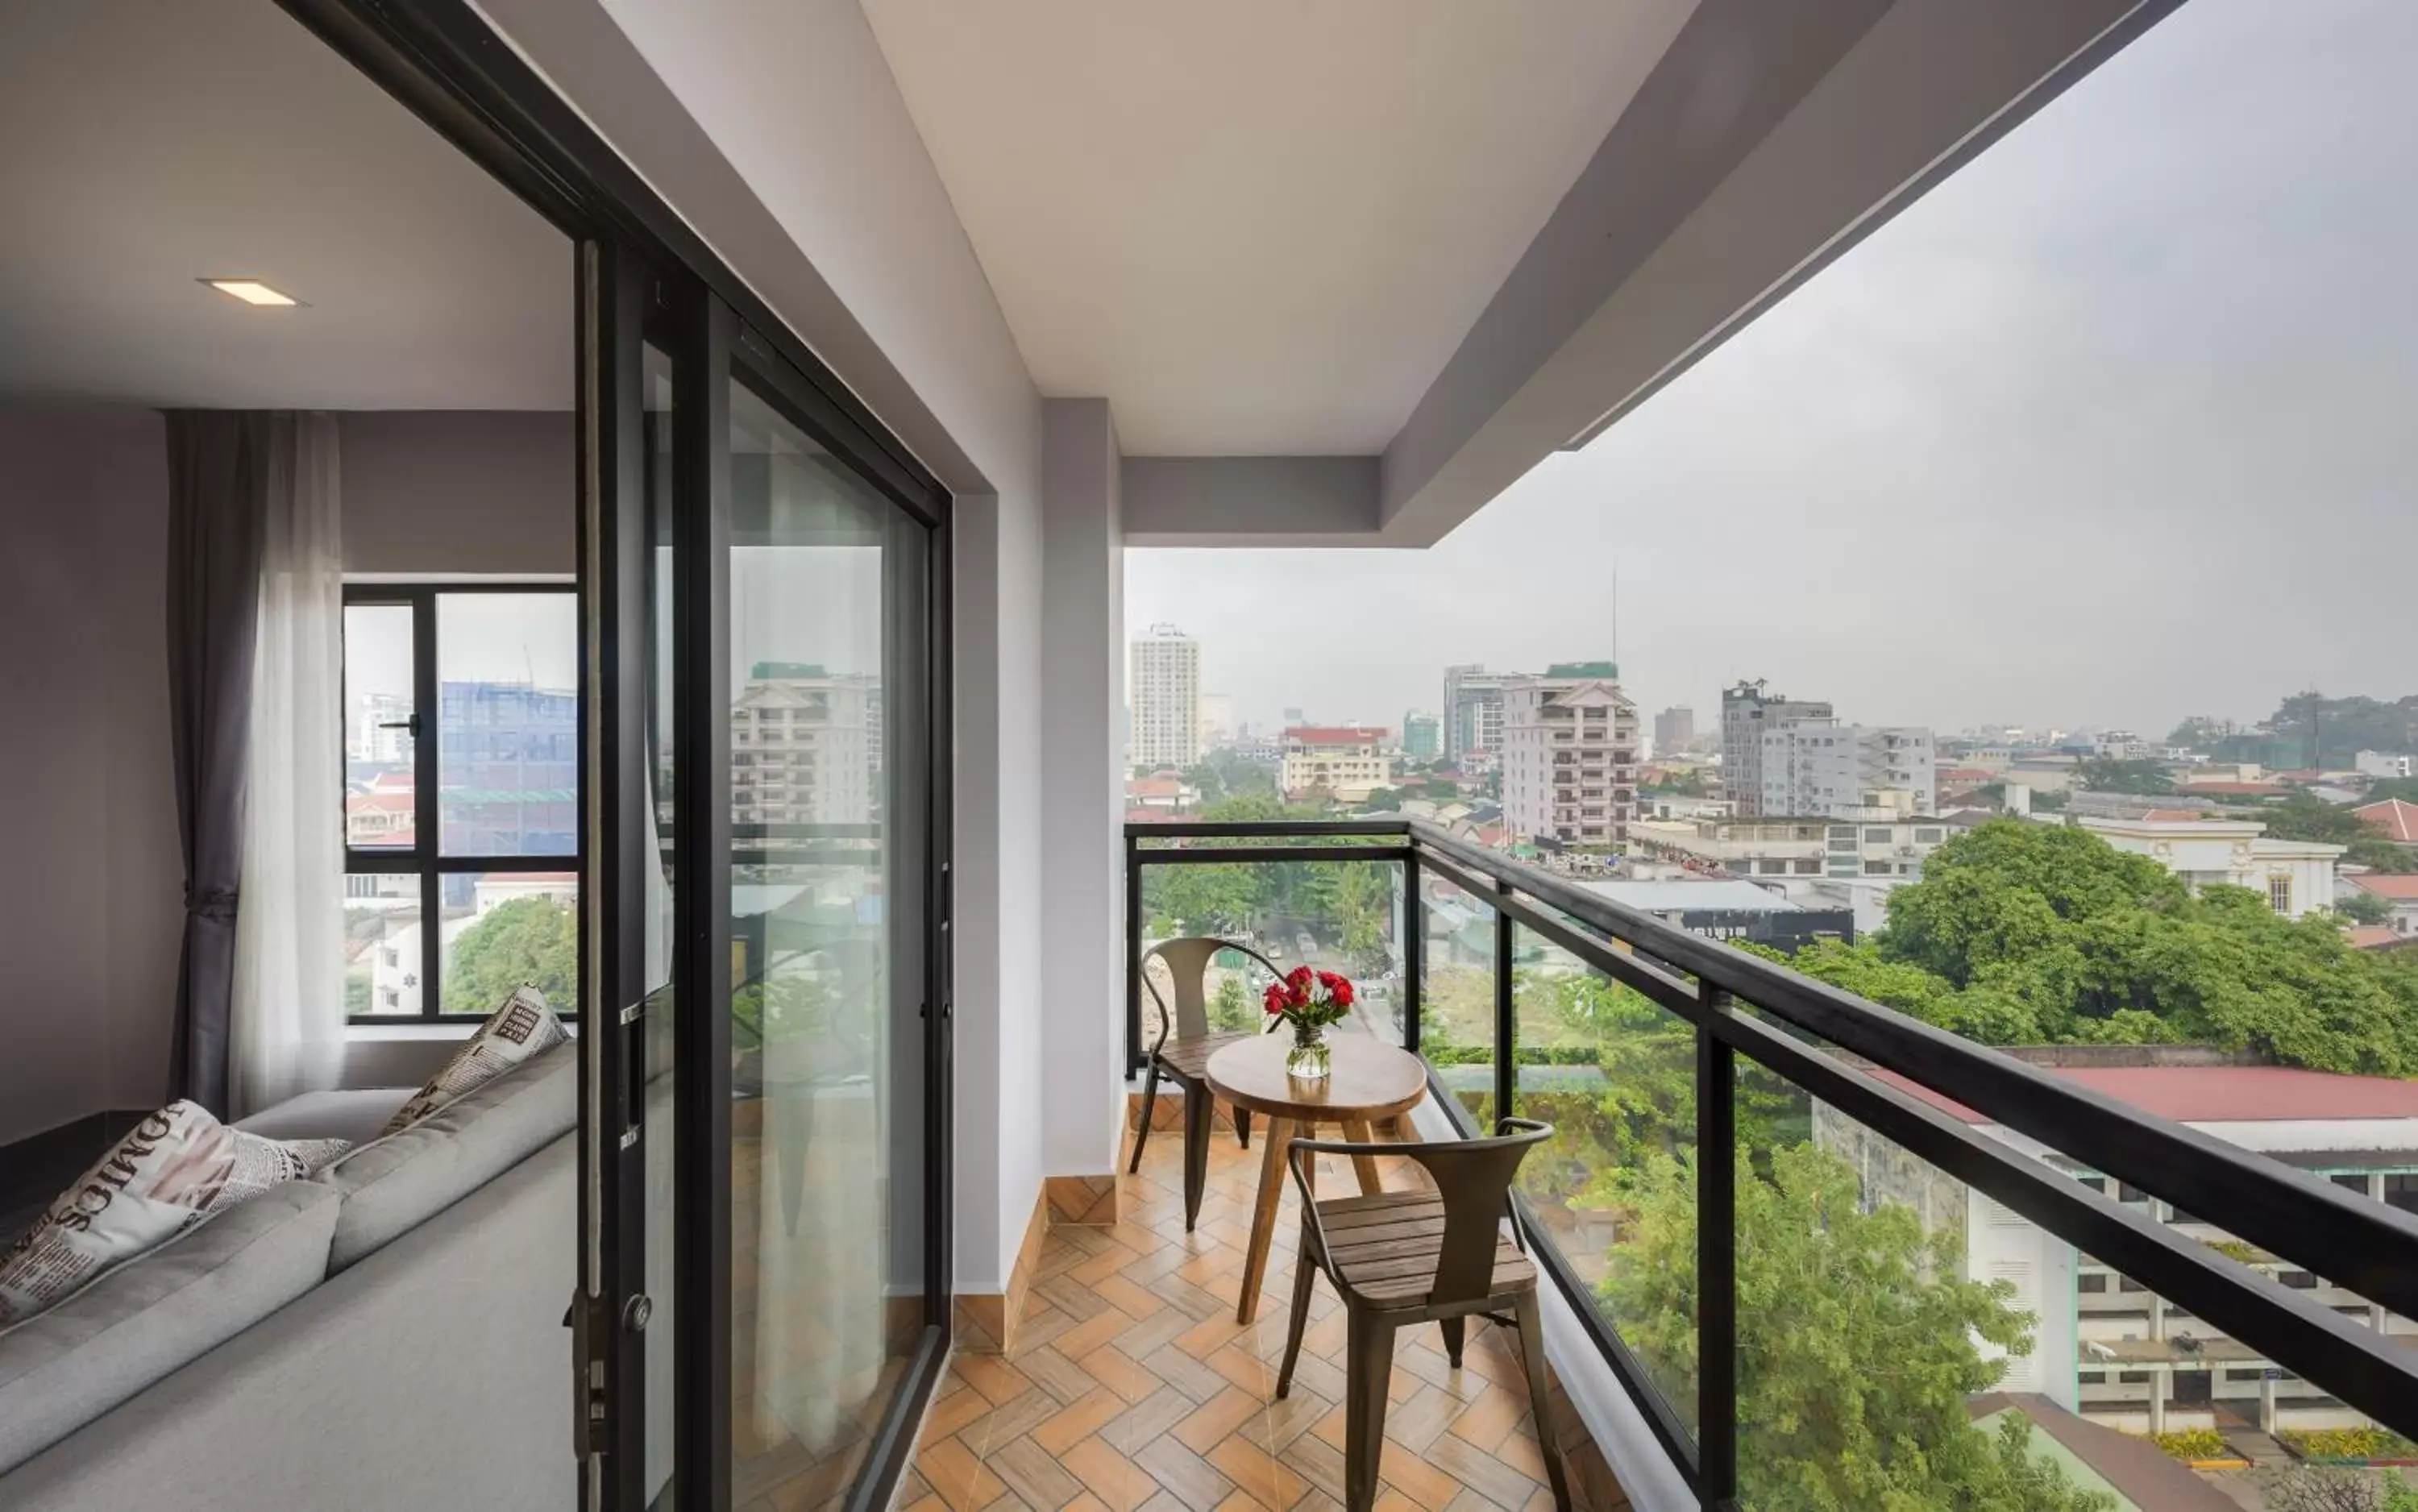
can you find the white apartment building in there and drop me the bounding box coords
[1757,719,1937,820]
[1832,1061,2418,1438]
[2357,750,2414,780]
[1500,666,1638,848]
[1631,814,1950,887]
[2075,814,2341,918]
[729,672,879,828]
[1128,623,1201,770]
[1721,681,1833,816]
[1280,726,1393,802]
[2092,729,2153,761]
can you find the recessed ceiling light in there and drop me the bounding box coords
[201,278,301,307]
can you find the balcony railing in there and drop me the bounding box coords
[1124,817,2418,1506]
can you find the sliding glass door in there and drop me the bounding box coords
[723,343,937,1507]
[584,247,949,1512]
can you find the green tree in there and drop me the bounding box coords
[2075,757,2175,795]
[2256,795,2374,847]
[2339,890,2396,926]
[445,896,577,1012]
[1768,820,2418,1074]
[1599,1143,2113,1511]
[2366,777,2418,805]
[2348,838,2418,874]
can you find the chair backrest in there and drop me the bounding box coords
[1391,1119,1554,1306]
[1139,937,1279,1045]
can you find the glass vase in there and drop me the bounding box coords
[1286,1022,1331,1080]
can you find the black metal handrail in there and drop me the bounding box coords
[1124,817,2418,1504]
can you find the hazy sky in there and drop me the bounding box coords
[1127,0,2418,740]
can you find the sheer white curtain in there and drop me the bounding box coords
[231,415,346,1117]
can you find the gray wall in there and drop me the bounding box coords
[0,407,183,1145]
[339,411,574,575]
[0,406,575,1149]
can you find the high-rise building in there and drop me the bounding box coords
[729,663,880,829]
[1128,624,1201,770]
[1722,680,1833,816]
[1400,711,1441,762]
[1756,718,1937,819]
[1444,664,1520,765]
[1653,706,1695,756]
[1502,662,1639,848]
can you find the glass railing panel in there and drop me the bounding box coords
[1136,855,1406,1042]
[1720,1059,2125,1510]
[1414,869,1496,1126]
[1508,929,1701,1437]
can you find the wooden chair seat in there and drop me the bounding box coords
[1153,1031,1249,1079]
[1313,1190,1537,1308]
[1276,1119,1570,1512]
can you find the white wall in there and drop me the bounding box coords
[1039,400,1126,1178]
[0,406,184,1144]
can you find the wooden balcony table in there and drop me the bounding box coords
[1205,1030,1428,1323]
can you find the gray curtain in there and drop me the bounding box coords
[166,412,284,1116]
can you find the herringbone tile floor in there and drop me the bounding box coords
[894,1115,1631,1512]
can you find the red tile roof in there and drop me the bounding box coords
[1124,808,1179,824]
[2348,874,2418,901]
[1868,1064,2418,1124]
[2356,798,2418,844]
[1284,726,1386,746]
[2348,926,2405,950]
[1127,778,1186,797]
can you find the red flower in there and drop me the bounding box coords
[1287,965,1315,990]
[1262,983,1287,1016]
[1332,978,1355,1007]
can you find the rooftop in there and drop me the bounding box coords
[2349,874,2418,901]
[1282,726,1386,746]
[1872,1063,2418,1125]
[2357,797,2418,844]
[1581,879,1799,914]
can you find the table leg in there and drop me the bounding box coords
[1340,1119,1384,1195]
[1235,1115,1295,1324]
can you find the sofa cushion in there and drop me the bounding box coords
[320,1038,576,1272]
[0,1178,339,1476]
[0,1103,347,1327]
[380,987,567,1136]
[235,1089,415,1146]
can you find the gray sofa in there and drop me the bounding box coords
[0,1041,578,1510]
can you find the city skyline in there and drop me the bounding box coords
[1125,0,2416,741]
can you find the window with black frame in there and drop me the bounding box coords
[341,583,578,1020]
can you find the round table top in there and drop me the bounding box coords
[1205,1032,1428,1122]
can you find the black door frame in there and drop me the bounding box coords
[277,5,957,1508]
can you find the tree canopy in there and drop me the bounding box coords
[446,896,577,1013]
[1759,820,2418,1073]
[1601,1143,2114,1511]
[2075,758,2175,795]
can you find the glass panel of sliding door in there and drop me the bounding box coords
[725,368,930,1506]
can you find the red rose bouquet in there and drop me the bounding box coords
[1262,966,1352,1079]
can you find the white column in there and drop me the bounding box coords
[2259,1371,2277,1435]
[1038,398,1128,1178]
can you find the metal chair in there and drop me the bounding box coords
[1128,936,1283,1230]
[1276,1118,1571,1512]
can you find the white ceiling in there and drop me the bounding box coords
[859,0,1697,456]
[0,0,570,410]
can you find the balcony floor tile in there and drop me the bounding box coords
[901,1115,1630,1510]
